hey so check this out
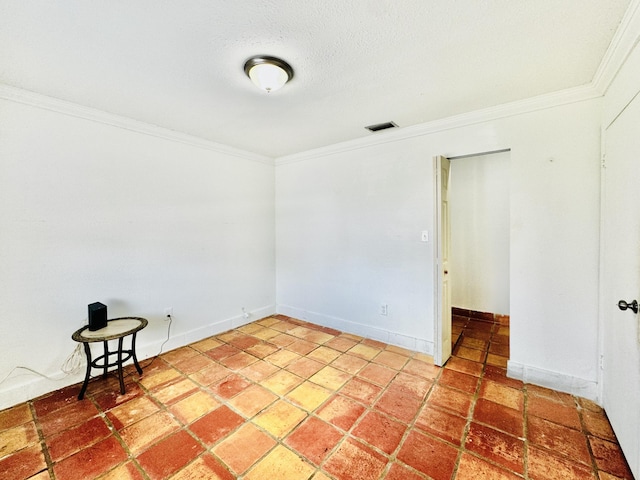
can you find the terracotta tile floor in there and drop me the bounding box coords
[1,313,634,479]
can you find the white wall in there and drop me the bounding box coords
[276,98,602,399]
[0,89,604,409]
[449,151,510,315]
[0,98,276,409]
[276,141,435,352]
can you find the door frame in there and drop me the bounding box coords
[433,155,451,366]
[433,149,512,367]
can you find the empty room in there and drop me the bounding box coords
[1,1,640,479]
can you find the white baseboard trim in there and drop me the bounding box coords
[0,304,276,410]
[140,304,277,359]
[277,304,433,356]
[507,360,599,403]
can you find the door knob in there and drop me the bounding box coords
[617,299,639,314]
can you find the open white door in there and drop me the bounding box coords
[601,92,640,478]
[434,155,451,366]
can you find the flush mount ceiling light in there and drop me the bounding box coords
[244,55,294,93]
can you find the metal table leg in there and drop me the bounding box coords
[131,331,143,375]
[102,340,109,378]
[78,342,92,400]
[117,337,125,394]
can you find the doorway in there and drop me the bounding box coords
[434,150,511,366]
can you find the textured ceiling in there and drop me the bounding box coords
[0,0,632,158]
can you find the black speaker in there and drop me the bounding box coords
[88,302,107,331]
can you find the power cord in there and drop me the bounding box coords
[0,315,173,386]
[0,343,84,386]
[137,313,173,371]
[61,343,84,374]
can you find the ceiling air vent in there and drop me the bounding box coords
[365,121,398,132]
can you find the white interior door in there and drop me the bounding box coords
[601,92,640,478]
[434,155,451,366]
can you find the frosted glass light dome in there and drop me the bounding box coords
[244,56,294,93]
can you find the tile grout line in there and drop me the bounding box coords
[91,361,168,480]
[29,400,55,480]
[577,394,604,479]
[452,314,488,480]
[450,315,529,479]
[522,383,530,479]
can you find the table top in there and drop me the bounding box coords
[72,317,148,343]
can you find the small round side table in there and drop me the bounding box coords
[72,316,148,400]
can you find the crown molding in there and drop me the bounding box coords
[5,0,638,170]
[592,0,640,95]
[276,0,640,166]
[275,82,601,165]
[0,84,274,166]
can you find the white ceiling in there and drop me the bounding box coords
[0,1,632,158]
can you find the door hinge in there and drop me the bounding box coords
[601,153,606,169]
[599,354,604,370]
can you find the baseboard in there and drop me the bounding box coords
[507,360,599,403]
[0,304,277,411]
[277,304,433,356]
[147,303,277,356]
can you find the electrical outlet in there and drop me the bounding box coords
[242,307,250,319]
[164,307,173,319]
[380,304,388,316]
